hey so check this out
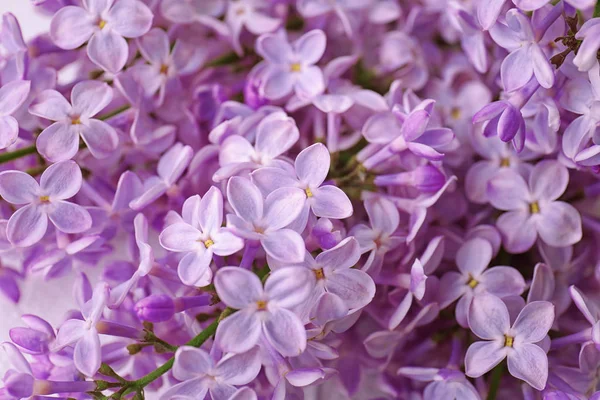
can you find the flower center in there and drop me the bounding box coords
[466,275,478,289]
[98,20,107,29]
[314,268,324,280]
[450,107,461,119]
[160,64,169,75]
[39,195,50,203]
[256,300,267,310]
[235,7,245,15]
[204,239,214,248]
[529,201,540,214]
[290,62,302,72]
[500,158,510,167]
[71,117,81,125]
[305,188,313,197]
[504,334,514,347]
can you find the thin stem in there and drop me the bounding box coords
[98,104,131,121]
[594,0,600,18]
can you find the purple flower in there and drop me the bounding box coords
[0,266,20,303]
[226,176,306,263]
[129,142,193,210]
[0,13,28,82]
[465,293,554,390]
[573,19,600,72]
[29,81,118,162]
[161,346,261,400]
[252,143,353,228]
[160,187,244,287]
[214,267,311,356]
[225,0,281,55]
[0,80,30,149]
[52,282,109,377]
[297,0,372,36]
[49,0,153,73]
[9,315,55,355]
[213,111,299,182]
[256,29,326,100]
[440,238,526,327]
[397,367,480,400]
[487,160,582,253]
[0,160,92,247]
[489,8,556,92]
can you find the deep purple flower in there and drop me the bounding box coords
[0,80,30,149]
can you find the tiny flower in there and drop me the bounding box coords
[573,19,600,72]
[159,187,244,287]
[297,0,372,37]
[465,293,554,390]
[398,367,480,400]
[214,267,312,356]
[486,160,582,253]
[252,143,353,229]
[226,177,306,263]
[49,0,153,73]
[0,160,92,248]
[9,314,55,355]
[439,238,526,327]
[225,0,281,55]
[256,29,326,100]
[29,81,118,162]
[0,80,30,149]
[161,346,261,400]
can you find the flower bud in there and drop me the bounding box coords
[134,294,175,323]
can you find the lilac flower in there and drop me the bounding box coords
[487,160,582,253]
[161,346,261,400]
[256,29,326,100]
[129,142,193,210]
[0,266,20,303]
[213,111,299,182]
[350,196,404,272]
[252,143,353,228]
[214,267,311,356]
[226,176,306,263]
[29,81,118,162]
[52,282,109,376]
[0,13,28,82]
[160,0,226,28]
[225,0,281,55]
[489,8,557,92]
[440,238,526,327]
[397,367,480,400]
[160,188,244,287]
[0,80,30,149]
[0,160,92,247]
[387,259,428,330]
[465,293,554,390]
[9,315,55,355]
[49,0,153,73]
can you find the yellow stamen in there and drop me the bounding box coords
[500,158,510,167]
[256,300,267,310]
[467,277,479,289]
[530,202,540,214]
[204,239,214,248]
[98,20,107,29]
[236,7,245,15]
[504,334,514,347]
[290,63,302,72]
[71,117,81,125]
[305,188,313,198]
[314,268,324,280]
[450,107,461,120]
[160,64,169,75]
[39,195,50,203]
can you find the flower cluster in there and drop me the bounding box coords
[0,0,600,399]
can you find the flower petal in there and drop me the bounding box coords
[497,210,537,254]
[487,169,529,211]
[73,328,101,377]
[456,238,493,277]
[293,29,326,65]
[264,307,307,356]
[7,205,48,247]
[53,319,86,350]
[227,177,263,223]
[255,113,299,160]
[40,160,82,200]
[173,346,212,380]
[199,186,223,234]
[0,80,30,116]
[295,143,330,187]
[536,202,582,248]
[512,301,554,343]
[262,229,305,263]
[311,185,353,220]
[468,293,510,340]
[501,46,533,93]
[215,346,261,385]
[214,267,263,308]
[177,250,213,287]
[465,340,507,378]
[326,268,376,310]
[263,187,306,230]
[71,81,113,118]
[159,223,202,252]
[49,6,95,49]
[507,343,548,390]
[48,201,92,234]
[479,267,526,298]
[215,309,261,354]
[80,120,119,159]
[36,122,80,162]
[106,0,153,38]
[87,29,128,73]
[0,171,39,204]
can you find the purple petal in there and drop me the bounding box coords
[316,237,360,271]
[177,251,213,287]
[263,187,306,230]
[28,89,71,121]
[468,293,510,340]
[138,28,169,64]
[326,268,375,310]
[0,271,20,303]
[264,267,313,309]
[536,202,582,247]
[456,238,492,277]
[286,369,325,387]
[214,267,263,308]
[251,167,298,196]
[160,378,208,400]
[215,346,261,385]
[199,186,223,234]
[262,229,305,263]
[530,44,554,89]
[573,25,600,71]
[40,160,82,200]
[295,143,330,187]
[0,116,18,149]
[465,340,507,377]
[257,33,293,64]
[80,120,119,159]
[173,346,212,381]
[106,0,153,38]
[36,122,80,162]
[227,177,264,223]
[570,286,598,325]
[211,230,244,256]
[497,210,537,254]
[512,301,554,343]
[0,80,31,116]
[215,309,261,354]
[480,267,526,298]
[262,69,295,100]
[529,160,568,202]
[8,205,48,247]
[49,6,95,49]
[364,197,399,235]
[295,66,325,99]
[293,30,326,65]
[255,113,299,159]
[160,223,201,252]
[73,328,101,376]
[311,185,353,220]
[487,169,529,211]
[48,201,92,234]
[87,29,128,73]
[264,307,307,356]
[506,343,548,390]
[0,171,39,204]
[501,46,534,92]
[477,0,506,30]
[71,81,113,118]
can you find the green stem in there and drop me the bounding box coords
[594,1,600,17]
[486,363,504,400]
[98,104,131,121]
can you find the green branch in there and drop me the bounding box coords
[594,0,600,17]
